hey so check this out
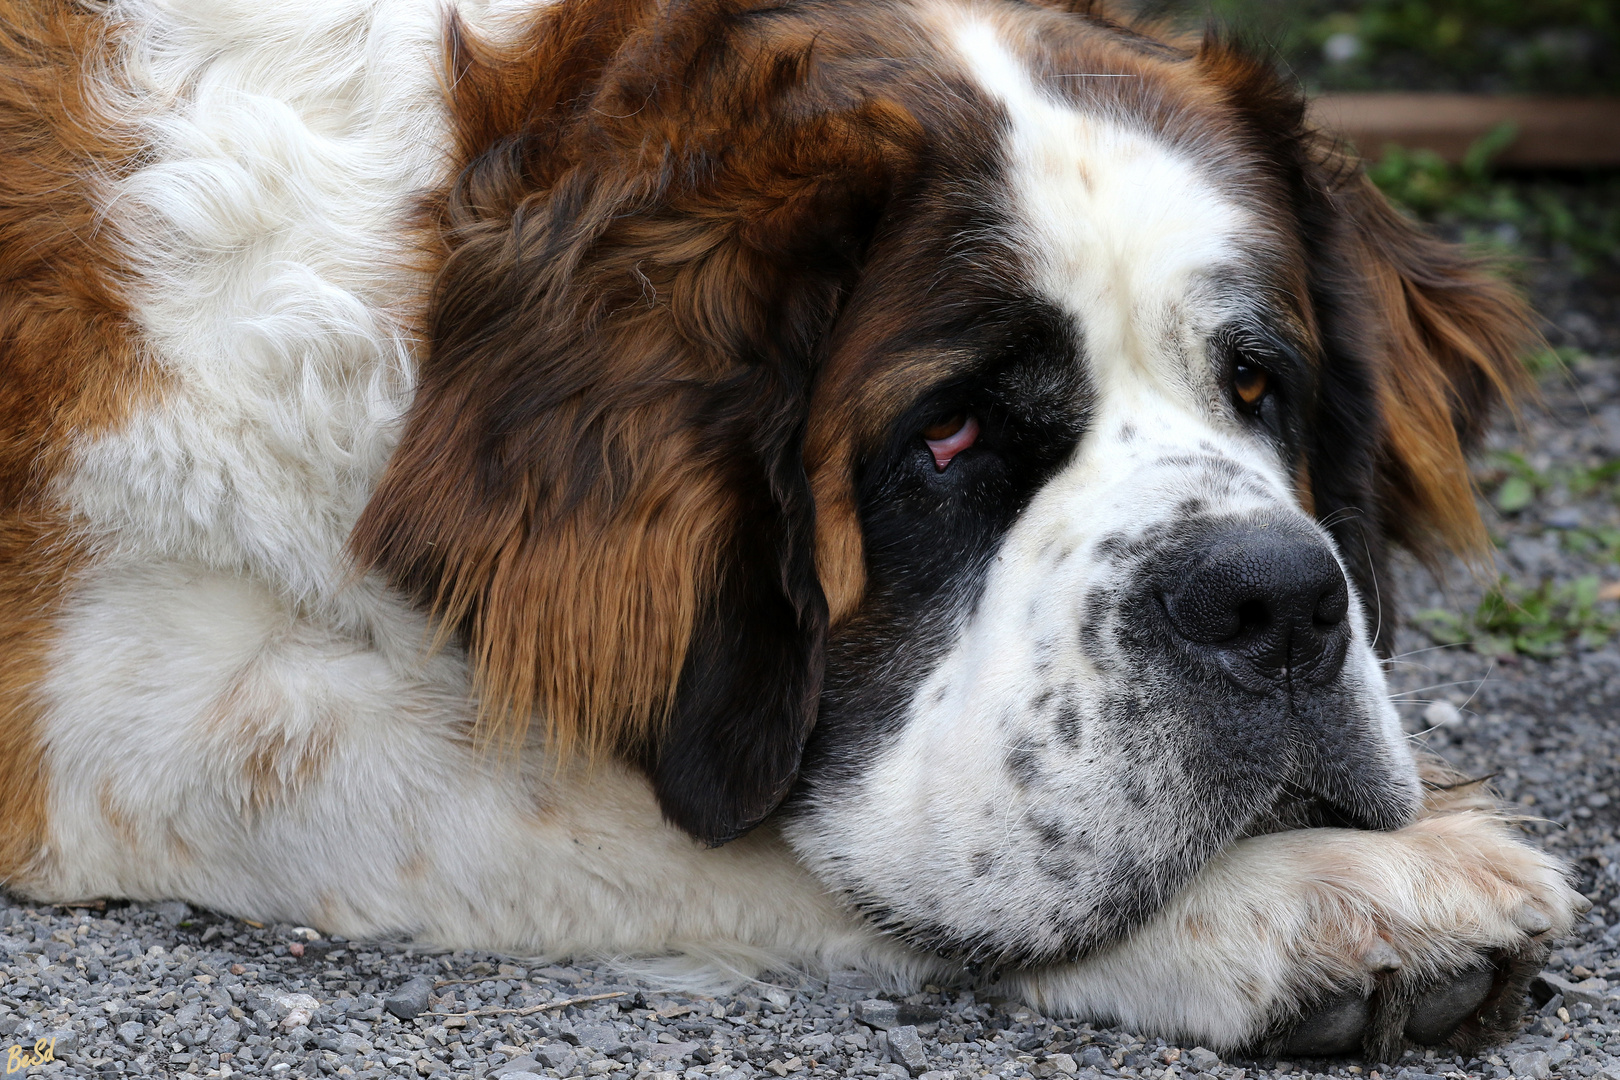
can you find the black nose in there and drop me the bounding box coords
[1160,520,1351,688]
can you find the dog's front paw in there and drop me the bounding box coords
[1256,813,1584,1062]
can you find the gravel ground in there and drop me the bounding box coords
[2,264,1617,1080]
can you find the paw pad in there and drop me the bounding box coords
[1265,940,1552,1061]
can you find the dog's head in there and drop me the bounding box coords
[353,0,1529,963]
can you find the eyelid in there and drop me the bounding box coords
[924,414,979,471]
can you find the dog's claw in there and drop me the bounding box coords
[1361,940,1402,972]
[1279,991,1369,1057]
[1403,968,1496,1044]
[1513,903,1554,934]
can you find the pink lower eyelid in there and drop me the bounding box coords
[926,415,980,471]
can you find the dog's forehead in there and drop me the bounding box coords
[943,14,1261,398]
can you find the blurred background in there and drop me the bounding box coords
[1144,0,1617,95]
[1129,0,1619,292]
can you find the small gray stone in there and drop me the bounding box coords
[827,969,882,999]
[268,991,320,1029]
[210,1023,241,1055]
[1545,506,1584,529]
[33,1029,77,1057]
[1510,1051,1552,1079]
[535,1044,579,1070]
[646,1041,695,1061]
[572,1019,629,1054]
[1535,971,1614,1008]
[335,1032,372,1055]
[152,900,191,924]
[856,999,900,1029]
[854,999,941,1031]
[385,976,435,1020]
[117,1021,144,1046]
[1185,1047,1219,1070]
[883,1024,929,1077]
[491,1056,541,1078]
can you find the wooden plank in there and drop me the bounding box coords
[1307,94,1620,168]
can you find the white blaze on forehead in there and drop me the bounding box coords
[946,18,1255,402]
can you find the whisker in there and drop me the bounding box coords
[1389,678,1496,697]
[1455,658,1496,714]
[1382,641,1472,663]
[1317,506,1364,530]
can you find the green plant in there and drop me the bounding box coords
[1417,575,1620,658]
[1521,345,1585,380]
[1476,450,1620,516]
[1360,128,1620,278]
[1563,527,1620,565]
[1484,450,1543,514]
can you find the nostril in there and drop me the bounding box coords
[1235,598,1271,638]
[1314,583,1349,627]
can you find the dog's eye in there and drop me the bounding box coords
[1232,362,1269,408]
[922,414,979,471]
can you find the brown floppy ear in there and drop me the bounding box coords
[351,4,911,844]
[1326,172,1533,561]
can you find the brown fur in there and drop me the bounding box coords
[354,0,922,759]
[0,0,150,886]
[1345,182,1533,559]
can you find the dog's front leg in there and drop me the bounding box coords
[1007,803,1584,1060]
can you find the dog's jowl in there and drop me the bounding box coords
[0,0,1582,1059]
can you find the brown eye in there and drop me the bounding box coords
[1233,363,1268,407]
[921,414,968,441]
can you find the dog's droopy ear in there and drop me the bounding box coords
[1326,173,1533,562]
[351,4,912,844]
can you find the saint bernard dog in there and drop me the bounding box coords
[0,0,1587,1060]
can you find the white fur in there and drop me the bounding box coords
[21,0,1580,1052]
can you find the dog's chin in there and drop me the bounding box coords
[1238,779,1406,839]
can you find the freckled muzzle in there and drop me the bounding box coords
[792,506,1418,971]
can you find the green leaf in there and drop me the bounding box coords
[1462,122,1519,182]
[1495,476,1535,513]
